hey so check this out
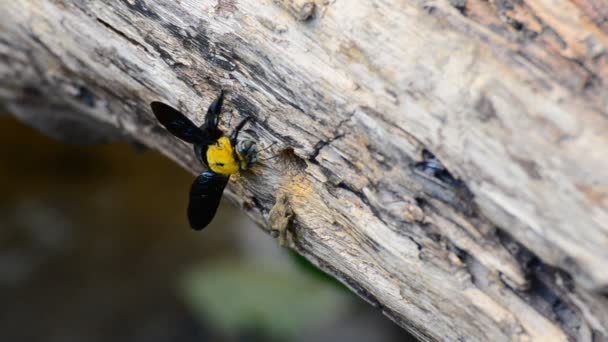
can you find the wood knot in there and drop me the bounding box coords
[274,0,316,21]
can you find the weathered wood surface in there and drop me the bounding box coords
[1,0,607,340]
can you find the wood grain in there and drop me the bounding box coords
[1,0,606,340]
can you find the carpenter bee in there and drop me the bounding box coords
[150,90,258,230]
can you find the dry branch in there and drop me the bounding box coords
[1,0,607,340]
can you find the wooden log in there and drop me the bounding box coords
[1,0,607,340]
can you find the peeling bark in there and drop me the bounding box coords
[1,0,607,341]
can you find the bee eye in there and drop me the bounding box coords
[237,140,255,154]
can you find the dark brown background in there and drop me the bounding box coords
[0,116,414,342]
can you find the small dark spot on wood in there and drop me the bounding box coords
[562,256,577,271]
[581,72,600,91]
[510,19,524,31]
[448,242,467,262]
[475,96,497,122]
[511,155,541,180]
[384,87,400,105]
[423,4,436,14]
[275,0,317,22]
[76,86,95,107]
[172,62,187,69]
[250,195,265,212]
[241,196,254,210]
[449,0,467,15]
[298,2,316,21]
[427,232,441,243]
[414,196,428,208]
[414,149,461,186]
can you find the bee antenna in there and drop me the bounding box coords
[257,142,278,162]
[260,141,276,152]
[259,154,280,162]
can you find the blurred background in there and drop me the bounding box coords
[0,114,416,342]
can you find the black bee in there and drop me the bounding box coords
[150,90,258,230]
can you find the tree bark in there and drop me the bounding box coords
[1,0,607,340]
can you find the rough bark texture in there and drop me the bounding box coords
[1,0,607,341]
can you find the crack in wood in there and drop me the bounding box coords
[309,110,355,160]
[95,17,151,54]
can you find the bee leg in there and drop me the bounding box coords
[229,116,252,144]
[194,144,205,166]
[202,90,225,139]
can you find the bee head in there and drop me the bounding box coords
[236,139,258,170]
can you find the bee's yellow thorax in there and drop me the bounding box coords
[207,136,240,175]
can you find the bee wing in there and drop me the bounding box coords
[150,101,208,144]
[204,90,224,140]
[188,171,229,230]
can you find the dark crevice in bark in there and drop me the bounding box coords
[95,17,151,54]
[494,230,591,340]
[449,0,467,16]
[309,115,350,161]
[406,145,593,340]
[412,149,476,216]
